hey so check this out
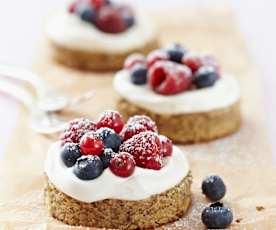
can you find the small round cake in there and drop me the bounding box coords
[46,0,159,71]
[44,111,192,229]
[114,44,241,143]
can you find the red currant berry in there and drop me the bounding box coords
[97,110,125,133]
[109,152,136,177]
[159,135,173,157]
[80,132,104,156]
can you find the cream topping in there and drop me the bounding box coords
[113,70,240,114]
[45,142,189,203]
[46,10,157,54]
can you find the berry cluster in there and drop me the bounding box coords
[68,0,135,34]
[123,43,221,95]
[201,175,233,229]
[59,111,173,180]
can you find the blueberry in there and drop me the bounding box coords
[130,64,148,85]
[202,175,226,201]
[96,127,115,140]
[76,2,97,24]
[193,66,219,89]
[100,148,118,168]
[61,143,82,167]
[103,132,122,152]
[73,155,103,180]
[165,43,187,63]
[201,202,233,229]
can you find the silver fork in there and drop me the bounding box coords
[0,79,67,134]
[0,65,95,112]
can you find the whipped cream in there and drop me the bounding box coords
[114,70,240,114]
[46,10,157,54]
[45,142,189,203]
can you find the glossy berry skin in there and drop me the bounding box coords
[97,110,125,134]
[103,132,122,152]
[73,155,103,180]
[193,66,219,89]
[119,131,163,170]
[202,175,226,201]
[130,64,148,85]
[61,143,82,167]
[165,43,187,63]
[109,152,135,177]
[76,2,97,24]
[124,53,146,70]
[147,50,169,67]
[148,61,192,95]
[96,6,126,33]
[159,135,173,157]
[100,148,118,169]
[201,202,233,229]
[60,118,97,146]
[80,132,104,156]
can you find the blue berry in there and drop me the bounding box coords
[76,2,97,24]
[130,64,148,85]
[96,127,115,140]
[193,66,219,89]
[73,155,103,180]
[103,132,122,152]
[100,148,118,168]
[201,202,233,229]
[202,175,226,201]
[165,43,187,63]
[61,143,81,167]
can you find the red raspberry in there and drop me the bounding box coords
[147,50,169,67]
[127,115,157,132]
[159,135,173,157]
[80,131,104,156]
[119,131,163,170]
[89,0,106,10]
[121,115,158,141]
[96,6,126,33]
[124,54,146,70]
[60,118,97,146]
[148,61,192,95]
[109,152,136,177]
[97,110,125,133]
[183,53,220,74]
[121,123,148,141]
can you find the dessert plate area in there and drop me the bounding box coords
[0,6,276,229]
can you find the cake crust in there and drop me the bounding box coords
[49,39,159,71]
[117,98,241,144]
[45,171,192,229]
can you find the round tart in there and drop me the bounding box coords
[46,0,159,71]
[44,111,192,229]
[114,44,241,143]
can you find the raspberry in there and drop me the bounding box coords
[60,118,97,146]
[96,6,126,33]
[159,135,173,157]
[147,50,169,67]
[148,61,192,95]
[79,131,104,156]
[97,110,125,133]
[182,53,203,73]
[109,152,136,177]
[124,53,146,70]
[119,131,163,170]
[127,115,157,132]
[121,115,158,141]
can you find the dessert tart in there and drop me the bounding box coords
[44,111,192,229]
[46,0,159,71]
[114,43,241,143]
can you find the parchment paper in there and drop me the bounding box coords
[0,5,276,229]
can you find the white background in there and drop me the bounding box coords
[0,0,275,158]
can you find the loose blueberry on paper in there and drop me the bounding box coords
[201,202,233,229]
[202,175,226,201]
